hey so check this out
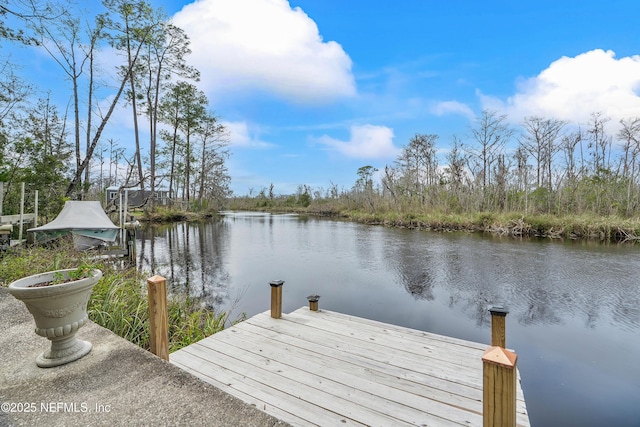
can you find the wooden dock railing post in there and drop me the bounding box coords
[148,275,169,360]
[489,305,508,348]
[270,280,284,319]
[483,305,517,427]
[307,295,320,311]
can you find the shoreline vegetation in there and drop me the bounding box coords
[329,210,640,242]
[0,242,244,352]
[137,203,640,243]
[222,199,640,243]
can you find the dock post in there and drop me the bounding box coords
[483,305,517,427]
[147,275,169,361]
[126,229,136,265]
[307,295,320,311]
[34,190,38,228]
[482,346,518,427]
[270,280,284,319]
[18,182,24,242]
[489,305,508,348]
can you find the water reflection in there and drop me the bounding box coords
[137,218,231,310]
[136,212,640,427]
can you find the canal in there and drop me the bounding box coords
[136,211,640,427]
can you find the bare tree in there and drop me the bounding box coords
[196,113,228,205]
[27,2,154,198]
[467,110,513,209]
[520,116,566,189]
[587,112,612,174]
[396,133,439,205]
[617,117,640,215]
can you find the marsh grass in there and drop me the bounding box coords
[0,243,240,352]
[335,210,640,242]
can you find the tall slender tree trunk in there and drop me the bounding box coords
[125,18,145,206]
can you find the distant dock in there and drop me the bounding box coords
[0,213,36,225]
[171,307,530,426]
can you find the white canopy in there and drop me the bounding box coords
[29,201,119,234]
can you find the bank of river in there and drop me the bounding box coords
[137,212,640,427]
[172,205,640,243]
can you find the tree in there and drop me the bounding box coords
[195,113,229,207]
[354,165,378,211]
[443,135,467,211]
[0,62,31,186]
[141,20,199,208]
[0,0,54,44]
[587,112,612,174]
[102,0,160,202]
[520,116,565,212]
[467,110,513,209]
[0,61,31,125]
[617,117,640,215]
[617,118,640,179]
[381,165,399,210]
[30,11,87,192]
[158,81,208,204]
[27,2,154,199]
[444,135,466,192]
[520,116,565,189]
[395,133,438,205]
[0,96,71,218]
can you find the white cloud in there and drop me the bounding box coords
[481,49,640,126]
[224,121,274,148]
[316,125,400,159]
[431,100,475,121]
[172,0,356,104]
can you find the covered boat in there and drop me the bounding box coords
[28,201,120,250]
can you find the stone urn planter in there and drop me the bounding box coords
[8,268,102,368]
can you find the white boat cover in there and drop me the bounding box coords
[28,201,120,240]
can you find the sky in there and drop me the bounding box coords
[7,0,640,195]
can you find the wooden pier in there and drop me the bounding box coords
[170,307,530,426]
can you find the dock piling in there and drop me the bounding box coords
[483,305,517,427]
[270,280,284,319]
[489,305,508,348]
[307,295,320,311]
[148,275,169,360]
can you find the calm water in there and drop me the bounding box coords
[136,212,640,427]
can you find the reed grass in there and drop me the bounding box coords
[0,243,241,352]
[337,210,640,242]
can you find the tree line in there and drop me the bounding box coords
[0,0,230,220]
[243,110,640,220]
[371,110,639,217]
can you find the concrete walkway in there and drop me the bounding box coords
[0,287,289,427]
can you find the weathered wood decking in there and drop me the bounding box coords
[170,307,530,427]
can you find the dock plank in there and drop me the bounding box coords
[171,307,530,427]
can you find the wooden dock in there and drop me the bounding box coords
[170,307,529,426]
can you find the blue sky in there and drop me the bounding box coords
[8,0,640,195]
